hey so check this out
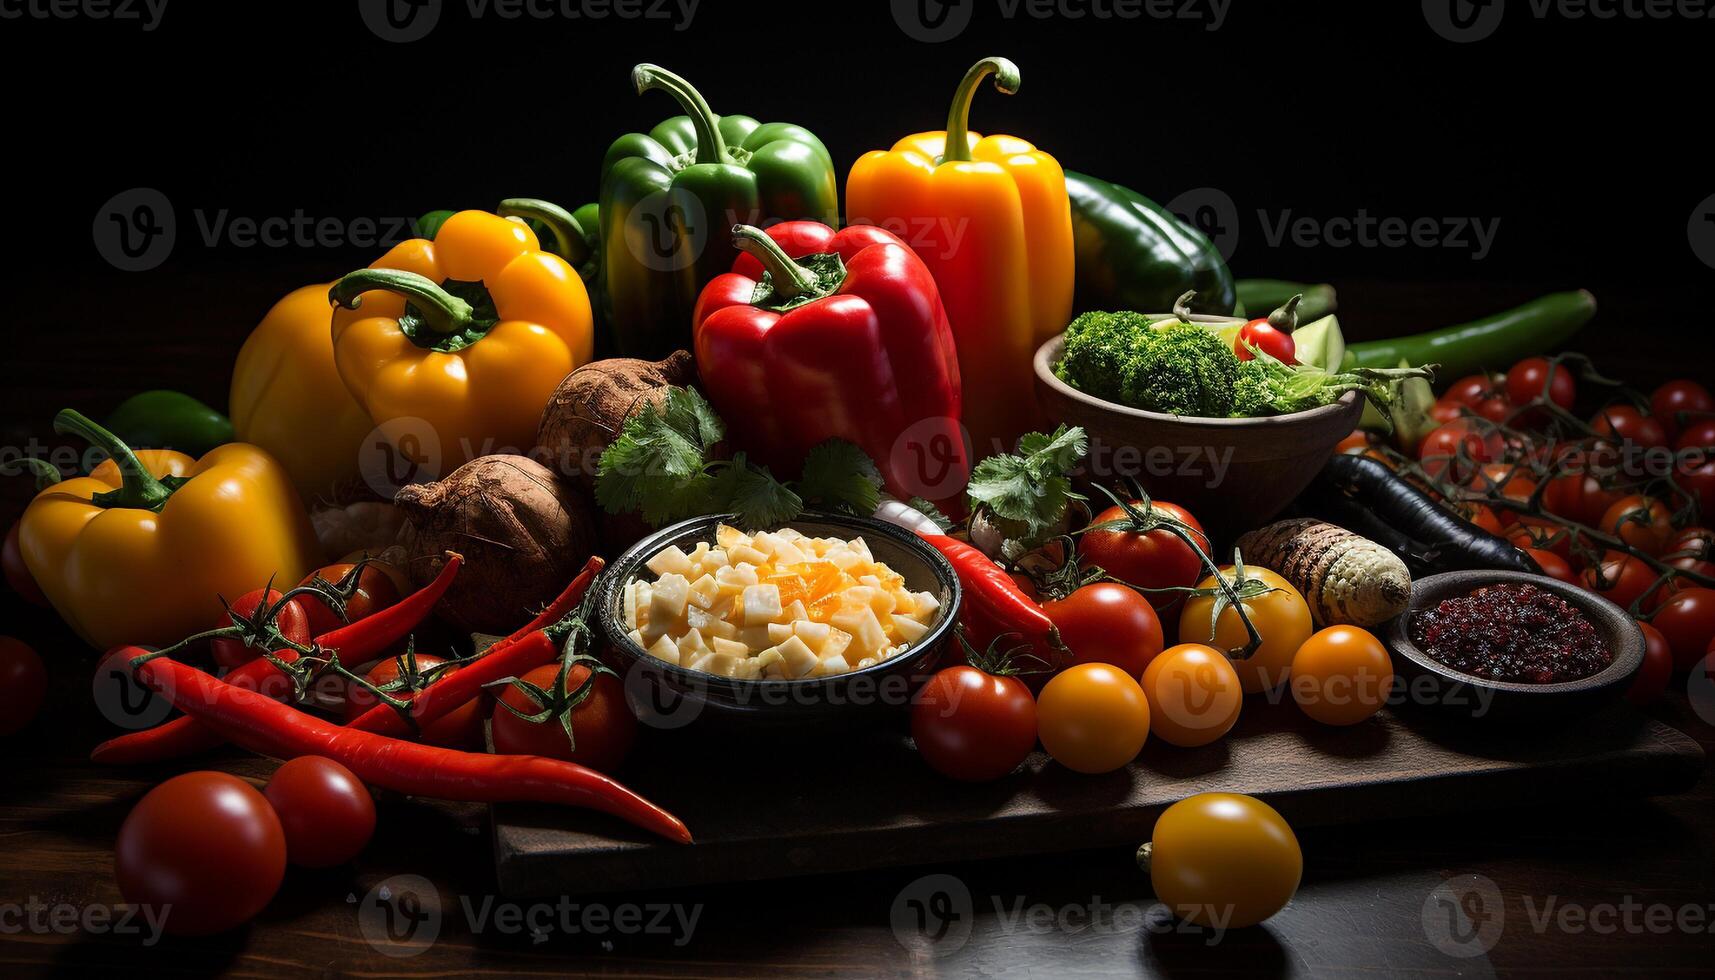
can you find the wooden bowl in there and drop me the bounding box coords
[1384,570,1644,723]
[1033,334,1363,536]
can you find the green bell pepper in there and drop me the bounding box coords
[1066,170,1236,317]
[103,390,233,458]
[600,63,840,358]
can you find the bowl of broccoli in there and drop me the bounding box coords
[1034,310,1389,533]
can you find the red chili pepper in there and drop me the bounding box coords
[917,533,1065,671]
[129,652,691,844]
[346,557,604,738]
[90,553,466,765]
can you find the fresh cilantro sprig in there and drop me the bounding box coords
[965,425,1089,546]
[596,387,884,529]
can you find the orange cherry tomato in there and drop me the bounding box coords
[1141,644,1243,748]
[1289,626,1394,726]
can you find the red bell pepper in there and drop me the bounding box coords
[692,221,969,503]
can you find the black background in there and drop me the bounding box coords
[3,0,1712,429]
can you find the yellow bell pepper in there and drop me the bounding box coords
[846,56,1073,456]
[329,210,594,475]
[230,283,374,503]
[19,411,320,650]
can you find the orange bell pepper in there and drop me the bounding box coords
[846,56,1073,456]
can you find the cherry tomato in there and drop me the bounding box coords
[3,521,47,607]
[1467,463,1537,522]
[211,588,312,671]
[1179,566,1314,695]
[1676,458,1715,519]
[1418,419,1498,482]
[1454,502,1506,537]
[1234,319,1296,364]
[1036,663,1150,774]
[1507,516,1571,560]
[1590,405,1668,450]
[294,562,402,637]
[1580,551,1658,612]
[1289,626,1393,726]
[1543,471,1625,528]
[1598,495,1675,556]
[1505,357,1576,413]
[1650,588,1715,672]
[1670,526,1714,559]
[1429,398,1463,425]
[1524,549,1576,584]
[1144,793,1301,929]
[263,756,376,868]
[1444,374,1500,407]
[115,771,286,936]
[1650,380,1714,440]
[911,665,1038,782]
[1079,500,1210,616]
[1334,430,1370,454]
[1677,417,1715,452]
[1140,643,1242,747]
[345,652,484,749]
[0,637,47,737]
[1472,395,1514,424]
[1041,583,1164,677]
[491,662,636,773]
[1628,621,1673,707]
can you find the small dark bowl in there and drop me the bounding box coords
[1384,570,1643,723]
[599,512,962,734]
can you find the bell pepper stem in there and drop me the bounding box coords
[15,458,61,491]
[731,224,818,300]
[632,63,727,166]
[498,198,590,269]
[328,269,473,336]
[943,57,1021,164]
[1268,294,1302,332]
[53,409,173,511]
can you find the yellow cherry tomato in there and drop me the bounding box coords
[1290,625,1394,726]
[1037,663,1150,774]
[1141,643,1243,747]
[1179,566,1313,695]
[1142,793,1301,929]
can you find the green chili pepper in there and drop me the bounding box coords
[1066,170,1236,317]
[102,390,234,459]
[599,63,839,359]
[1343,290,1596,375]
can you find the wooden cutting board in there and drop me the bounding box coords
[491,704,1704,898]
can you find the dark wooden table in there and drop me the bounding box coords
[3,275,1713,977]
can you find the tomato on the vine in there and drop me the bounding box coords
[1543,471,1624,528]
[1651,588,1715,672]
[1598,495,1675,556]
[0,637,47,737]
[1669,526,1714,558]
[1467,463,1537,522]
[1429,398,1463,425]
[1675,458,1715,519]
[115,771,286,936]
[911,662,1038,782]
[1524,549,1576,584]
[1078,499,1210,615]
[1140,643,1242,747]
[1506,357,1576,413]
[1418,418,1498,482]
[1580,551,1658,612]
[1143,793,1301,929]
[1677,417,1715,452]
[293,562,402,637]
[1651,379,1713,441]
[264,756,376,869]
[1628,621,1673,707]
[1590,404,1669,450]
[491,661,637,773]
[1453,502,1506,536]
[212,587,311,671]
[1036,663,1150,774]
[345,652,484,749]
[1507,516,1570,560]
[1041,583,1164,677]
[1334,430,1370,454]
[1445,374,1500,407]
[1179,566,1314,695]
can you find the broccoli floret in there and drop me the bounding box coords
[1230,359,1277,417]
[1120,323,1240,417]
[1055,311,1154,402]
